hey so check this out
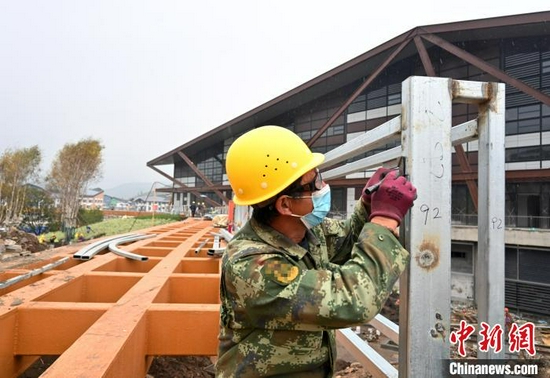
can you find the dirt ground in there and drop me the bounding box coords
[147,356,216,378]
[17,341,372,377]
[0,246,68,271]
[147,357,370,378]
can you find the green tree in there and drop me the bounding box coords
[78,208,104,226]
[0,146,42,225]
[20,185,57,234]
[47,139,103,239]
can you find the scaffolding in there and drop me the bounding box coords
[0,76,505,377]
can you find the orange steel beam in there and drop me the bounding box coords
[148,303,220,355]
[389,31,486,212]
[413,35,436,77]
[148,165,222,207]
[307,32,414,147]
[177,151,231,204]
[413,33,480,211]
[420,31,550,106]
[453,145,479,211]
[0,219,223,378]
[15,303,109,355]
[453,168,550,182]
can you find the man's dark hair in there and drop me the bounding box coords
[251,203,279,225]
[251,176,305,225]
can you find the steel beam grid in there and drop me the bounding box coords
[321,77,504,377]
[475,81,506,359]
[322,118,479,180]
[399,77,454,378]
[400,77,505,376]
[0,220,222,378]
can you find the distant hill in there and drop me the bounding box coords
[104,182,170,200]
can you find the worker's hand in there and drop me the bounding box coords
[370,216,399,236]
[361,167,394,206]
[369,171,417,225]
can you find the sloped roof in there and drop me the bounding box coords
[83,188,104,197]
[148,11,550,166]
[132,193,171,203]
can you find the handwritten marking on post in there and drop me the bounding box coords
[420,204,442,225]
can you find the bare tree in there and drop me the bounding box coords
[0,146,42,225]
[47,139,103,238]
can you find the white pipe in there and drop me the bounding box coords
[0,257,70,289]
[73,235,137,260]
[107,234,155,261]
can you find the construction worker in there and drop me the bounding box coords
[216,126,416,377]
[74,231,85,242]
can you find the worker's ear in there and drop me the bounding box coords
[274,195,293,216]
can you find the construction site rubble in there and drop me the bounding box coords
[334,362,372,378]
[345,296,550,376]
[0,227,47,260]
[211,214,229,228]
[146,356,214,378]
[450,301,550,360]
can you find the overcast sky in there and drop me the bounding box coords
[1,1,548,190]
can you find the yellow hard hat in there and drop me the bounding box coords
[226,125,325,205]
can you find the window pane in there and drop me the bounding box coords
[518,118,540,133]
[519,249,550,284]
[348,102,366,113]
[506,107,518,121]
[506,146,540,162]
[506,121,518,135]
[388,93,401,105]
[518,104,540,119]
[505,248,518,279]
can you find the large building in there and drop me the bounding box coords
[148,11,550,314]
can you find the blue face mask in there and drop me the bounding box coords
[291,184,331,229]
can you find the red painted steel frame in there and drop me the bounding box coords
[0,219,222,378]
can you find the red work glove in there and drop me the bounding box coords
[369,171,417,225]
[361,167,394,206]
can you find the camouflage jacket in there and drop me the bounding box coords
[216,201,409,377]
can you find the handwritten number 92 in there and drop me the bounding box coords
[420,204,442,225]
[491,217,503,229]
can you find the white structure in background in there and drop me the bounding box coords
[103,194,132,210]
[132,193,172,213]
[79,188,104,210]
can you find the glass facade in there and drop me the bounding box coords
[505,246,550,315]
[168,32,550,314]
[175,35,550,231]
[173,142,225,205]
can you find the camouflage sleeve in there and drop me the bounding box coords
[323,200,369,264]
[225,222,408,332]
